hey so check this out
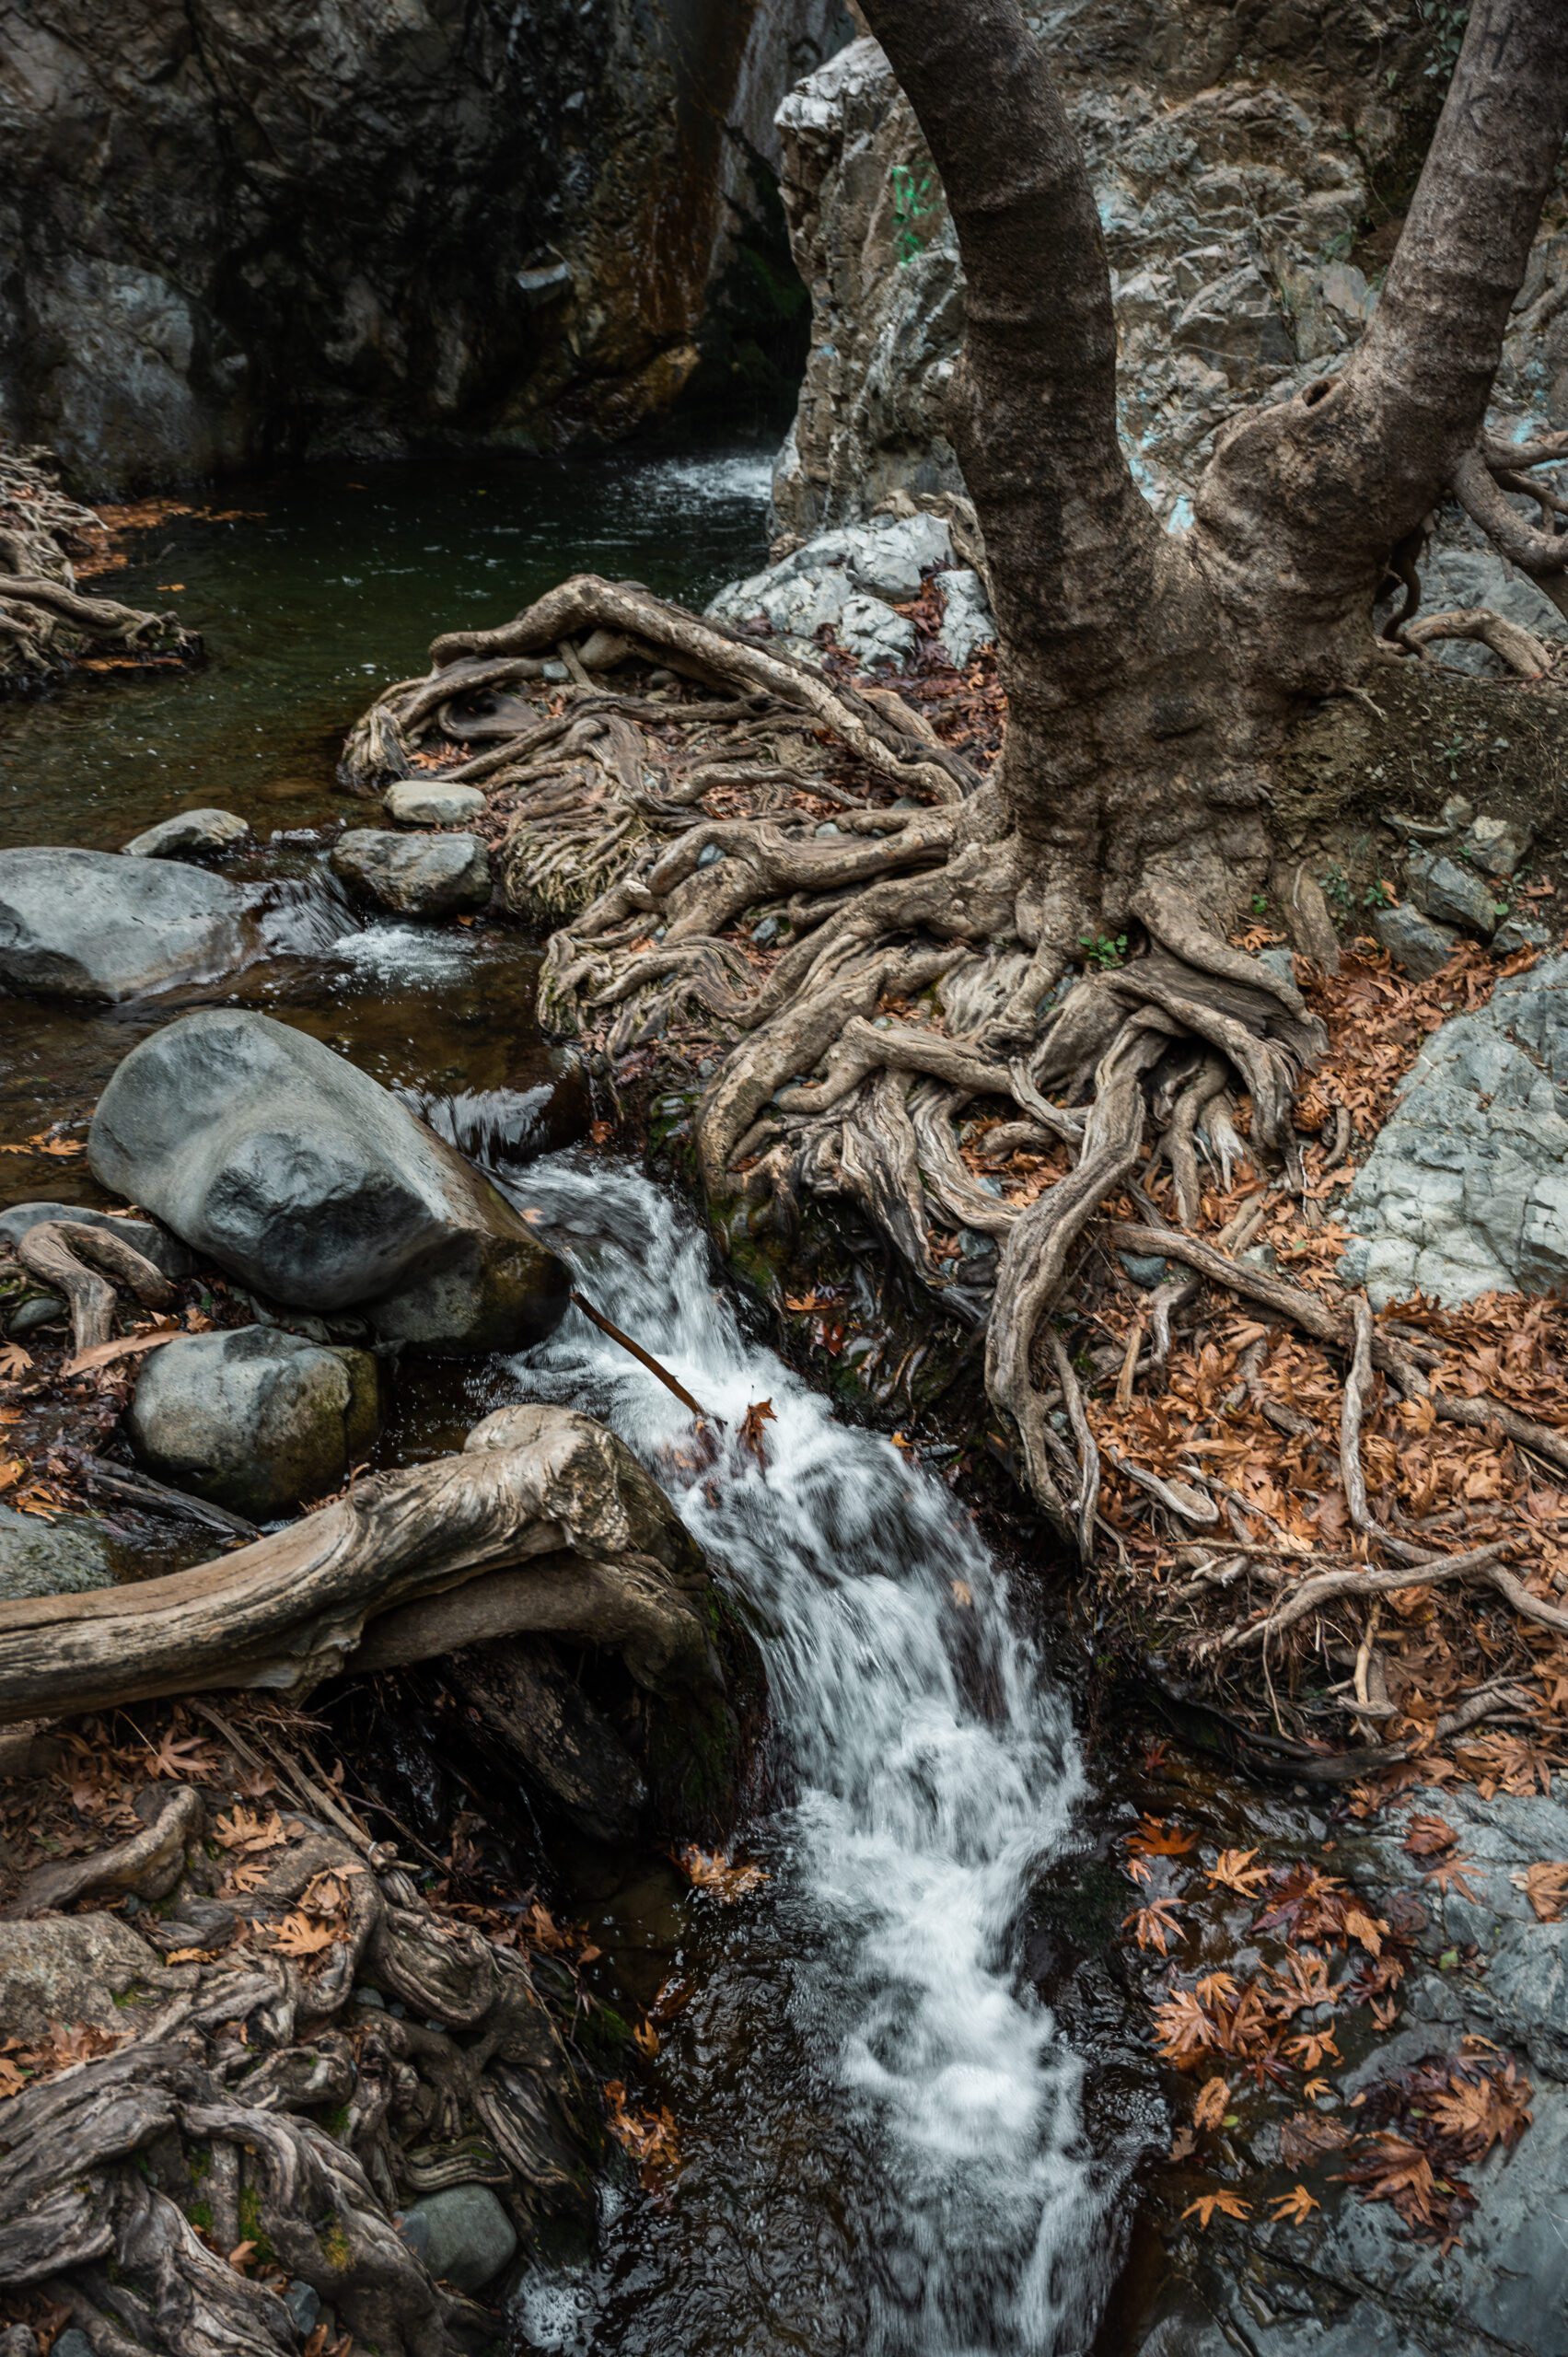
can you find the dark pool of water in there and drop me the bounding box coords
[2,441,777,850]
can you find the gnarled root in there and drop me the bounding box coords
[16,1220,178,1357]
[0,442,199,689]
[0,1714,600,2356]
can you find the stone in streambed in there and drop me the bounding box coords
[0,1504,116,1601]
[1372,900,1458,981]
[127,1325,379,1520]
[0,848,245,1002]
[123,807,251,860]
[383,780,488,828]
[1406,847,1501,939]
[398,2184,517,2293]
[331,828,490,917]
[87,1009,570,1353]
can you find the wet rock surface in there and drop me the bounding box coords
[127,1324,380,1521]
[1342,952,1568,1305]
[331,827,492,918]
[123,807,251,861]
[0,848,245,1002]
[87,1008,571,1352]
[0,1504,115,1601]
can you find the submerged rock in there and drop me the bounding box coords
[123,807,251,861]
[397,2184,517,2294]
[0,848,245,1002]
[382,780,488,828]
[331,828,492,918]
[127,1325,380,1520]
[1342,951,1568,1304]
[87,1009,571,1353]
[0,1504,116,1602]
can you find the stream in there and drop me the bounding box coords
[1,440,1128,2353]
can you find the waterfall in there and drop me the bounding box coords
[501,1153,1109,2354]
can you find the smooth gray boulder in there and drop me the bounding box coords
[127,1325,379,1520]
[1372,900,1458,981]
[331,829,491,918]
[0,1505,116,1602]
[87,1010,570,1353]
[0,848,245,1002]
[398,2183,517,2293]
[382,780,488,828]
[123,808,251,861]
[1342,951,1568,1304]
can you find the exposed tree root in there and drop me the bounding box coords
[344,566,1568,1773]
[0,1703,605,2356]
[0,442,199,689]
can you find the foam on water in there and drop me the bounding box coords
[503,1155,1108,2354]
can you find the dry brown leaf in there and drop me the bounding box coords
[676,1844,769,1901]
[1269,2184,1320,2225]
[267,1912,339,1958]
[1517,1861,1568,1922]
[1193,2076,1231,2131]
[63,1324,180,1378]
[738,1398,776,1467]
[1180,2188,1252,2229]
[0,1343,33,1380]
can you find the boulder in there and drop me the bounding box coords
[0,848,245,1002]
[382,780,488,828]
[398,2183,517,2293]
[1342,951,1568,1304]
[331,829,491,918]
[127,1325,380,1520]
[1406,848,1502,939]
[123,808,251,861]
[87,1010,570,1353]
[0,1505,115,1603]
[708,514,946,670]
[1372,900,1459,981]
[935,568,995,665]
[1461,812,1533,877]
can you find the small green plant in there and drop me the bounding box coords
[890,163,936,264]
[1417,0,1470,78]
[1250,890,1270,916]
[1319,865,1353,915]
[1077,930,1128,970]
[1363,878,1394,911]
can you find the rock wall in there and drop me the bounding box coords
[0,0,843,493]
[769,4,1568,650]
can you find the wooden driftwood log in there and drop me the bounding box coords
[0,1405,721,1726]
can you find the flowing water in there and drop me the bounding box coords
[498,1158,1114,2355]
[1,440,1130,2353]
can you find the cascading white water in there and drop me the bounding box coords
[503,1154,1109,2354]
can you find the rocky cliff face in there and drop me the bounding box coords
[770,4,1568,650]
[0,0,845,492]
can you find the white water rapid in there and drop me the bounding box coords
[501,1154,1110,2355]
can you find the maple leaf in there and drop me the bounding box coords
[1424,1852,1481,1901]
[1269,2184,1320,2225]
[0,2053,29,2099]
[1284,2028,1340,2072]
[1180,2188,1252,2229]
[1152,1989,1220,2065]
[1126,1814,1198,1860]
[1193,2076,1231,2131]
[1193,1972,1239,2007]
[1517,1861,1568,1922]
[147,1728,219,1782]
[1123,1897,1186,1956]
[1206,1847,1271,1897]
[0,1344,33,1380]
[675,1845,769,1902]
[1342,1905,1387,1957]
[633,2018,660,2060]
[33,1136,86,1158]
[738,1398,775,1467]
[1402,1814,1458,1860]
[0,1459,23,1495]
[222,1859,273,1896]
[215,1805,286,1854]
[267,1912,339,1957]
